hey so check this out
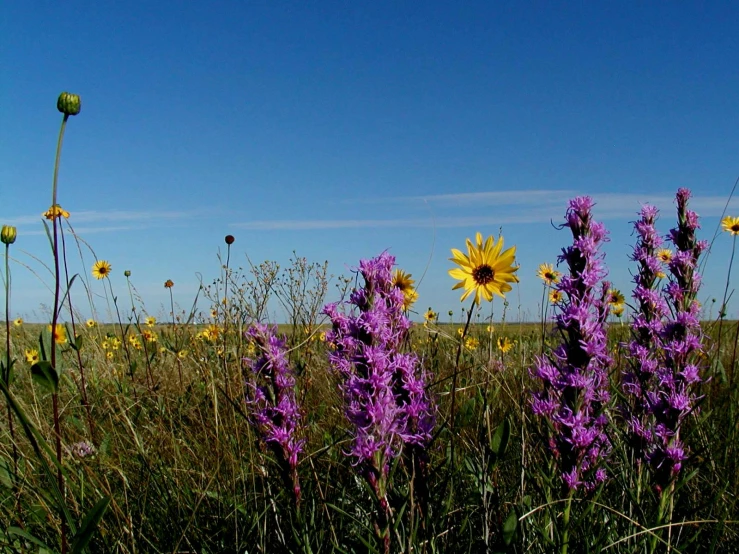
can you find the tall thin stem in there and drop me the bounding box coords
[50,112,69,554]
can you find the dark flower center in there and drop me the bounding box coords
[732,224,739,232]
[473,264,495,285]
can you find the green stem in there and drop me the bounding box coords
[4,244,19,481]
[51,113,69,554]
[561,494,572,554]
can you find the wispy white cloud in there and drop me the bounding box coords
[232,190,738,230]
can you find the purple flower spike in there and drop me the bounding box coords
[244,323,306,504]
[531,197,612,493]
[622,191,705,491]
[324,252,436,482]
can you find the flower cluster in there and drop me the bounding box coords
[531,197,612,492]
[244,323,305,503]
[622,205,670,463]
[624,188,707,490]
[324,252,435,481]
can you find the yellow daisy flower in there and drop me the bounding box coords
[549,289,563,303]
[612,304,625,317]
[497,336,515,353]
[106,351,114,360]
[657,249,673,264]
[92,260,112,280]
[164,279,174,289]
[111,337,121,350]
[392,269,418,310]
[319,331,327,342]
[464,336,479,351]
[607,289,625,306]
[145,316,156,327]
[101,339,110,350]
[86,319,96,328]
[141,329,157,343]
[13,318,23,326]
[722,216,739,236]
[537,263,561,285]
[423,309,438,323]
[43,204,70,220]
[449,232,519,304]
[177,349,188,360]
[25,348,40,364]
[48,323,67,344]
[656,271,666,279]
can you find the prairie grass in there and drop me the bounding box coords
[1,94,737,553]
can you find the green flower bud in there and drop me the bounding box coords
[1,225,17,245]
[124,270,131,277]
[57,92,81,116]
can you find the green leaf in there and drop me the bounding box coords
[490,417,510,458]
[6,526,52,550]
[502,507,518,545]
[73,333,84,352]
[31,361,59,393]
[70,496,110,554]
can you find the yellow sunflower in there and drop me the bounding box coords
[92,260,112,280]
[13,318,23,327]
[86,319,96,328]
[464,336,479,351]
[497,336,515,353]
[25,348,40,364]
[611,304,625,317]
[423,309,438,323]
[537,263,561,285]
[549,289,563,303]
[177,349,188,360]
[656,249,673,264]
[392,269,418,310]
[164,279,174,289]
[48,323,67,344]
[722,216,739,236]
[106,351,114,360]
[145,316,156,327]
[43,204,70,220]
[449,232,519,304]
[607,289,625,306]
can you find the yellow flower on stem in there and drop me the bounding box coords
[145,316,156,327]
[423,309,438,323]
[549,289,563,303]
[657,249,673,264]
[141,329,157,343]
[177,349,188,360]
[497,336,515,353]
[25,349,40,364]
[464,336,479,351]
[392,269,418,310]
[13,318,23,327]
[607,289,625,306]
[612,304,625,318]
[722,216,739,236]
[86,319,96,328]
[537,263,561,285]
[48,323,67,344]
[106,351,114,360]
[43,204,70,220]
[164,279,174,288]
[92,260,112,280]
[449,232,519,304]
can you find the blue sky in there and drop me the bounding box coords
[2,1,738,323]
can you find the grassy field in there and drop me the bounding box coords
[1,94,738,553]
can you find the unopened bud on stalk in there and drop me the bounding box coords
[1,225,17,245]
[57,92,81,116]
[225,235,235,245]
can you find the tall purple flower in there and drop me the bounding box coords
[623,190,706,491]
[323,252,436,544]
[622,204,670,462]
[244,323,306,504]
[531,197,612,493]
